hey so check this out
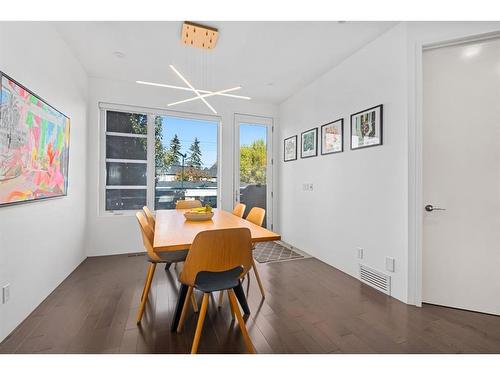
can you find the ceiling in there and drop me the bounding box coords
[54,21,396,104]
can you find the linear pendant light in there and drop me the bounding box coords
[136,65,251,114]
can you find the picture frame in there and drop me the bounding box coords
[301,127,318,158]
[320,118,343,155]
[283,135,297,162]
[0,72,71,207]
[350,104,383,150]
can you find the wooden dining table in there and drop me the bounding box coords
[153,208,281,331]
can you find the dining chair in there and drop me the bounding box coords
[176,228,256,354]
[135,211,193,324]
[216,204,244,308]
[244,207,266,299]
[231,203,246,218]
[218,206,266,308]
[143,205,155,229]
[143,206,180,272]
[175,199,202,209]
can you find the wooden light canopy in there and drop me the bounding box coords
[182,21,218,50]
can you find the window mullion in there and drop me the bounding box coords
[146,113,156,210]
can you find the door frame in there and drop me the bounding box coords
[233,113,274,229]
[409,30,500,307]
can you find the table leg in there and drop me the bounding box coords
[171,284,189,332]
[233,282,250,315]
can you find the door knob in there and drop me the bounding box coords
[425,204,446,212]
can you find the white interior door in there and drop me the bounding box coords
[234,114,273,229]
[422,37,500,315]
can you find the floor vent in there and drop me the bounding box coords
[359,264,391,295]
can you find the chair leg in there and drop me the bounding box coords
[191,292,199,313]
[191,293,209,354]
[251,259,265,299]
[140,264,153,302]
[218,290,224,308]
[164,262,172,271]
[177,286,193,333]
[227,290,235,320]
[228,290,255,354]
[137,263,156,324]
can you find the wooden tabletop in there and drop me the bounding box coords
[153,208,281,252]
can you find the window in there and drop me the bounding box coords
[101,105,219,213]
[154,115,219,210]
[105,110,148,211]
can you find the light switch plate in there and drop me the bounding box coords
[385,257,395,272]
[2,283,10,304]
[302,183,314,191]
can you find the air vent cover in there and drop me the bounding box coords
[359,264,391,295]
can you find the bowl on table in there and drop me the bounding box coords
[183,210,214,221]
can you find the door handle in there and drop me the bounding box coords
[425,204,446,212]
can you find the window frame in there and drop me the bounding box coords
[99,102,222,216]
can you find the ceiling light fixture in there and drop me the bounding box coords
[169,65,217,113]
[168,86,242,107]
[136,65,251,114]
[136,80,250,100]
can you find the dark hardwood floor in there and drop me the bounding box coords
[1,254,500,354]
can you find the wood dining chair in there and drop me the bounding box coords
[216,204,244,308]
[176,228,256,354]
[175,199,202,209]
[232,203,246,218]
[218,206,266,308]
[135,211,193,324]
[244,207,266,299]
[143,205,155,229]
[143,206,180,272]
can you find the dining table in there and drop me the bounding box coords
[153,208,281,331]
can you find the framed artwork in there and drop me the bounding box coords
[301,128,318,158]
[321,118,343,155]
[350,104,383,150]
[0,72,71,207]
[283,135,297,162]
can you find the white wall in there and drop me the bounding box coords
[279,21,500,304]
[86,77,278,256]
[0,22,88,342]
[279,23,410,302]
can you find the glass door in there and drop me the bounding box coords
[234,114,273,229]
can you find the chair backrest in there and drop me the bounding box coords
[136,211,161,262]
[232,203,246,218]
[246,207,266,227]
[175,199,202,209]
[179,228,253,286]
[143,206,155,229]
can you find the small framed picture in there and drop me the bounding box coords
[301,128,318,158]
[321,119,343,155]
[283,135,297,162]
[350,104,383,150]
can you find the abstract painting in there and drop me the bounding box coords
[0,73,70,206]
[283,135,297,162]
[350,104,383,150]
[301,128,317,158]
[321,118,343,155]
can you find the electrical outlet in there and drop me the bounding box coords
[2,283,10,304]
[385,257,395,272]
[302,183,314,191]
[357,247,364,259]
